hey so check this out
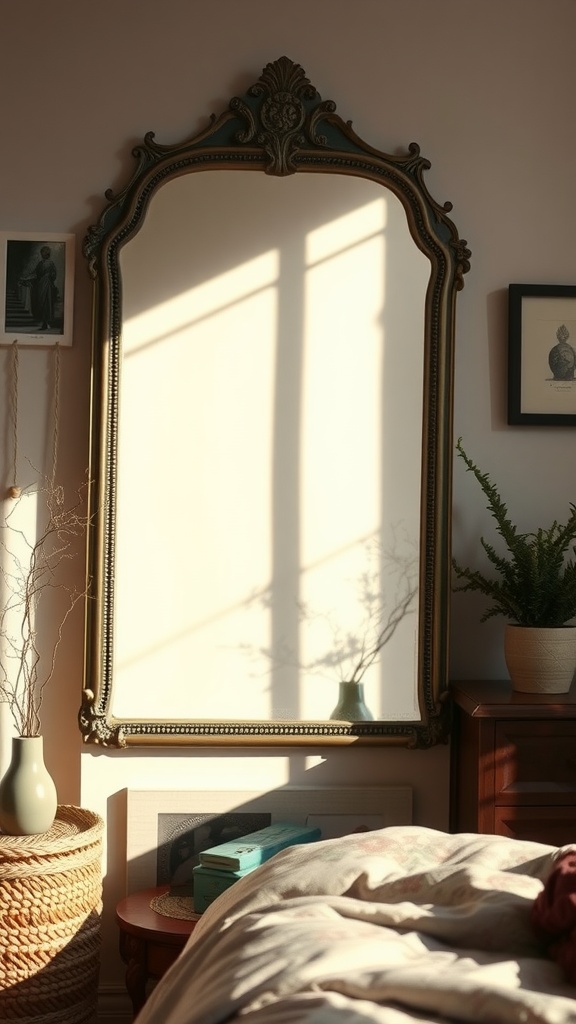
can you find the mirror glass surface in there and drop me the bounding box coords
[80,58,469,747]
[114,171,427,723]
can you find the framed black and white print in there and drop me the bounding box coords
[508,283,576,425]
[125,786,413,893]
[0,231,75,346]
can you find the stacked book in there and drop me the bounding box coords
[192,821,321,912]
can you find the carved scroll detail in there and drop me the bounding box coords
[232,56,328,174]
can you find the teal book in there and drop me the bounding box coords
[192,864,255,913]
[198,821,321,871]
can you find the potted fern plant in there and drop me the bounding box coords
[452,437,576,693]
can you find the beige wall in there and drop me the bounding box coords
[2,0,575,996]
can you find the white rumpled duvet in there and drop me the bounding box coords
[135,825,576,1024]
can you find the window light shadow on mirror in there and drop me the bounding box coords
[114,173,428,724]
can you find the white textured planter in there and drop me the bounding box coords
[504,623,576,694]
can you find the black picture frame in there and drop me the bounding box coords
[0,231,75,347]
[508,283,576,425]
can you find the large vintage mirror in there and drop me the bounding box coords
[80,57,470,748]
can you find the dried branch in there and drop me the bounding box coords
[241,533,418,687]
[296,539,418,684]
[0,476,90,736]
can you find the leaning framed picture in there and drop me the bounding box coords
[124,785,413,894]
[0,231,75,347]
[508,283,576,425]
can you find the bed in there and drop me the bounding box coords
[134,825,576,1024]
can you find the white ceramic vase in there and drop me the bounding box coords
[504,623,576,694]
[329,681,374,721]
[0,735,57,835]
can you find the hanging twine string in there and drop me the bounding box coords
[8,341,21,499]
[7,341,61,498]
[51,342,61,488]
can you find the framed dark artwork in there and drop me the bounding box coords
[0,231,75,347]
[508,283,576,425]
[156,811,271,895]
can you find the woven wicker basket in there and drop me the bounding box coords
[0,805,104,1023]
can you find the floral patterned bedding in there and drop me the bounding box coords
[135,825,576,1024]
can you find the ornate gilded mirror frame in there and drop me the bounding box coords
[80,57,470,748]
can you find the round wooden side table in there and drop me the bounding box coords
[116,885,200,1018]
[0,804,104,1023]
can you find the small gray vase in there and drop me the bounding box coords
[0,735,57,835]
[329,681,374,722]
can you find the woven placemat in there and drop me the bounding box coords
[150,891,201,921]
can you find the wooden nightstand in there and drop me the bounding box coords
[450,679,576,845]
[116,885,200,1018]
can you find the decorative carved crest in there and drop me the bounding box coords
[231,56,335,174]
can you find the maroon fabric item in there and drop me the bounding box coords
[531,850,576,983]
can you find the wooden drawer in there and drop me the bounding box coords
[494,721,576,803]
[494,805,576,846]
[450,681,576,842]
